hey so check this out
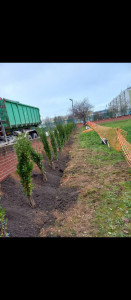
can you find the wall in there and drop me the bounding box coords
[92,114,131,124]
[0,138,44,182]
[76,123,84,128]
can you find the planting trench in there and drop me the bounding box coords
[0,138,79,237]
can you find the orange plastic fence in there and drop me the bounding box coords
[88,121,121,151]
[117,128,131,167]
[87,121,131,167]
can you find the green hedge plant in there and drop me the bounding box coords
[49,129,58,159]
[0,196,8,237]
[56,124,66,148]
[54,127,62,152]
[14,134,35,208]
[30,147,47,182]
[37,128,55,170]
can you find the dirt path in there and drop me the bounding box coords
[48,133,95,237]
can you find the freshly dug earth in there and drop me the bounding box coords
[0,139,79,237]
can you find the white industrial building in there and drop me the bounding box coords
[108,87,131,116]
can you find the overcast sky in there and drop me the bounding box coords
[0,63,131,119]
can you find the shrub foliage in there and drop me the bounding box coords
[54,127,62,151]
[37,128,55,169]
[13,123,74,208]
[49,130,58,159]
[30,147,47,182]
[56,124,66,148]
[0,197,8,237]
[14,134,35,208]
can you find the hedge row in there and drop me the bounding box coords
[14,122,75,208]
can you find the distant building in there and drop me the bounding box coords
[90,109,108,121]
[93,109,108,115]
[108,87,131,116]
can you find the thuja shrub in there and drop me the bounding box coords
[70,122,74,132]
[58,122,74,144]
[64,124,70,141]
[49,130,58,159]
[56,124,66,147]
[37,128,55,170]
[0,197,8,237]
[54,127,62,151]
[14,134,35,208]
[65,123,74,139]
[30,147,47,182]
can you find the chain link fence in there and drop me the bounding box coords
[87,109,131,122]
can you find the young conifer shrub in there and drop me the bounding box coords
[0,197,8,237]
[67,122,74,138]
[49,130,58,159]
[54,127,62,151]
[14,134,35,208]
[30,147,47,182]
[63,122,74,143]
[37,128,55,170]
[64,124,70,141]
[56,124,66,147]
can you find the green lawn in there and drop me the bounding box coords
[100,119,131,143]
[80,127,125,166]
[79,119,131,237]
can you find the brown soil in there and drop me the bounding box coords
[0,139,79,237]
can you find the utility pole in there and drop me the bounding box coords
[69,98,76,127]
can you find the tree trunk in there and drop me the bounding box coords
[27,196,36,208]
[50,161,55,170]
[41,168,47,182]
[83,116,86,125]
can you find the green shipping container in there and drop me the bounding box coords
[0,98,41,130]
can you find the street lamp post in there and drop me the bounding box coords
[69,98,76,127]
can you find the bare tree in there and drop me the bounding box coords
[120,91,129,115]
[108,98,118,118]
[67,113,73,121]
[69,98,93,125]
[44,117,52,125]
[54,116,65,124]
[93,112,102,121]
[112,98,118,117]
[44,117,53,130]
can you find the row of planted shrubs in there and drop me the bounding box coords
[0,122,74,235]
[13,122,74,208]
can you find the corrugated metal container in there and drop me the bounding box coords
[0,98,41,129]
